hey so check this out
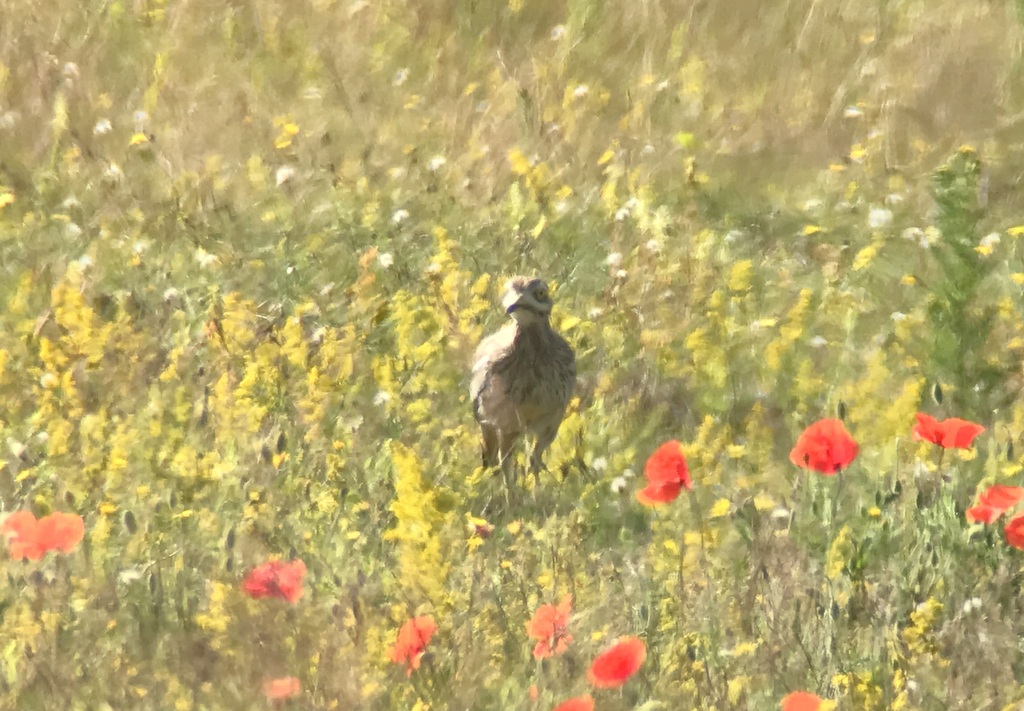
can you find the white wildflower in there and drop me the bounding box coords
[921,227,940,249]
[93,118,112,135]
[195,247,219,268]
[610,476,628,494]
[550,24,567,40]
[62,62,80,85]
[979,232,1001,249]
[962,597,982,614]
[377,252,394,268]
[868,207,893,229]
[104,163,123,183]
[275,166,296,186]
[391,209,410,225]
[118,568,144,585]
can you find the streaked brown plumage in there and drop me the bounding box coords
[471,276,576,474]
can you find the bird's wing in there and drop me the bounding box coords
[470,325,515,419]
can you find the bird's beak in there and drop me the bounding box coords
[503,292,522,314]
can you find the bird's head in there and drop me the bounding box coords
[502,276,553,325]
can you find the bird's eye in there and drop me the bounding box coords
[535,288,549,301]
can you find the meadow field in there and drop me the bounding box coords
[4,0,1024,708]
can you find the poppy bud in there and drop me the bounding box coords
[836,400,847,421]
[123,510,137,534]
[1007,440,1015,460]
[932,382,944,405]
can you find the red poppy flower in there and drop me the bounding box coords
[1005,512,1024,549]
[242,559,306,603]
[35,512,85,553]
[967,504,1001,524]
[967,484,1024,523]
[789,418,859,475]
[263,676,301,700]
[587,636,646,688]
[2,511,85,560]
[390,615,437,676]
[637,440,692,506]
[553,695,594,711]
[3,511,45,560]
[781,691,822,711]
[912,413,985,449]
[979,484,1024,511]
[526,594,573,658]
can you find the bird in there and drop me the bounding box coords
[470,276,576,477]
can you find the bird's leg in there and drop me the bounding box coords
[529,422,561,477]
[498,435,518,506]
[480,424,500,469]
